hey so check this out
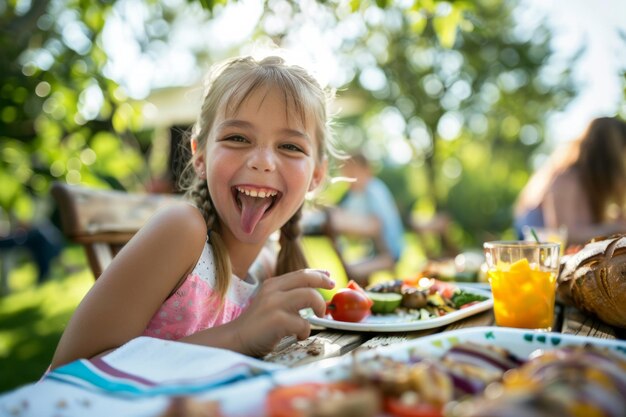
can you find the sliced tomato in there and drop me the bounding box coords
[346,280,373,308]
[385,397,443,417]
[429,279,457,300]
[266,382,359,417]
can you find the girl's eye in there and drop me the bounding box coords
[224,135,248,143]
[280,143,306,154]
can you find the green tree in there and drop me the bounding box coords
[305,0,577,245]
[1,0,146,228]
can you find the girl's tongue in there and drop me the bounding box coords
[239,194,274,234]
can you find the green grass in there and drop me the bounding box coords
[0,234,428,394]
[0,246,93,394]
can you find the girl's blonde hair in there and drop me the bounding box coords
[178,55,336,300]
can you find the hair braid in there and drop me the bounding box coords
[189,178,212,223]
[276,206,309,276]
[188,178,232,301]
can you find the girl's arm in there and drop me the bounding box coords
[50,203,208,369]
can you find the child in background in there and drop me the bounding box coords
[51,55,336,368]
[326,152,405,286]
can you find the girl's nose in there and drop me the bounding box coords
[247,148,276,172]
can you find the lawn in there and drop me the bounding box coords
[0,246,93,394]
[0,234,428,394]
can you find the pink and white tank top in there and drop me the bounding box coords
[142,242,262,340]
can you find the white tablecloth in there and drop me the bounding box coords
[0,337,284,417]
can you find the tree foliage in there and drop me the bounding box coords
[293,0,577,244]
[0,0,580,246]
[0,0,146,228]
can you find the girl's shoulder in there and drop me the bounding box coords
[139,202,208,253]
[152,201,206,227]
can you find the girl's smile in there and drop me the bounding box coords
[232,185,282,234]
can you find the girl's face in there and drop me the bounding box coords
[195,86,325,245]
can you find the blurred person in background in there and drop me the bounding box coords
[514,117,626,245]
[325,152,405,286]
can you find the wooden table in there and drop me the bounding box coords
[263,304,624,367]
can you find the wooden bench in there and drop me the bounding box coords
[51,182,180,279]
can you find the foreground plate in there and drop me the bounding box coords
[376,326,626,359]
[207,327,626,417]
[305,285,493,332]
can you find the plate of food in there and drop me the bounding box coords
[304,278,493,332]
[204,327,626,417]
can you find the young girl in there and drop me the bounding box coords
[50,55,336,368]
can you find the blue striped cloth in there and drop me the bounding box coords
[44,337,283,398]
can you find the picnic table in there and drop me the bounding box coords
[263,302,623,367]
[0,297,623,417]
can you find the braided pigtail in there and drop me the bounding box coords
[276,206,309,276]
[188,178,232,302]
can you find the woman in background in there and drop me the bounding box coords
[514,117,626,245]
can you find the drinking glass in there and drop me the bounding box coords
[483,241,560,331]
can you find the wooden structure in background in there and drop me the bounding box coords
[51,182,180,279]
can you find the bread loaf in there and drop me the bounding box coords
[558,235,626,328]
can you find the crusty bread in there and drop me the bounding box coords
[558,235,626,328]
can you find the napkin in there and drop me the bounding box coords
[45,336,285,398]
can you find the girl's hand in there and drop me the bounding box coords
[231,269,335,357]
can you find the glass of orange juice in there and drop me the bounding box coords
[483,241,560,331]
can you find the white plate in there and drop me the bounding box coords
[372,326,626,359]
[305,285,493,332]
[205,327,626,417]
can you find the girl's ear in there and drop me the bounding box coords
[308,158,328,191]
[193,151,206,179]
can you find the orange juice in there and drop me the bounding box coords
[488,258,557,330]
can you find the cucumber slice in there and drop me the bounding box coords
[366,291,402,314]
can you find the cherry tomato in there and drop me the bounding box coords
[385,397,443,417]
[326,289,371,322]
[266,382,359,417]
